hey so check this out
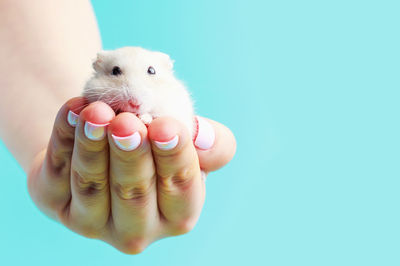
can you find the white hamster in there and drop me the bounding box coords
[83,47,196,136]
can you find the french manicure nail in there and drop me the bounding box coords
[67,110,79,127]
[112,132,141,151]
[194,116,215,150]
[84,121,108,141]
[154,135,179,150]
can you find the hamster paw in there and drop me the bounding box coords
[139,113,153,125]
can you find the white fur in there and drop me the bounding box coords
[83,47,195,136]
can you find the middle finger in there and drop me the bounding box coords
[108,112,159,248]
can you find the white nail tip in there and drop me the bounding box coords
[112,132,141,151]
[194,116,215,150]
[154,135,179,150]
[67,110,79,127]
[84,121,108,141]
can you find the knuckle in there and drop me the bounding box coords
[76,135,108,153]
[75,146,108,167]
[120,237,147,255]
[158,167,196,192]
[57,211,102,239]
[171,219,197,236]
[78,225,103,239]
[55,123,74,142]
[112,178,154,206]
[47,152,70,177]
[171,170,193,188]
[72,169,108,196]
[46,140,72,178]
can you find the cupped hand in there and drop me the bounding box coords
[27,97,236,254]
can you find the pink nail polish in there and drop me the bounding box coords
[84,121,108,141]
[112,132,141,151]
[194,116,215,150]
[154,135,179,150]
[67,110,79,127]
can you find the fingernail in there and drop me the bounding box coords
[194,116,215,150]
[112,132,141,151]
[84,121,108,141]
[67,110,79,127]
[154,135,179,150]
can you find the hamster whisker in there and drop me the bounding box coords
[121,85,131,99]
[108,95,124,107]
[96,93,124,109]
[84,85,119,90]
[84,86,120,94]
[91,88,120,101]
[84,89,118,95]
[97,91,116,102]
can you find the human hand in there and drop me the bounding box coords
[27,97,236,254]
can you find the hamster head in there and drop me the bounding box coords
[83,47,182,115]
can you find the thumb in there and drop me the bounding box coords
[194,116,236,172]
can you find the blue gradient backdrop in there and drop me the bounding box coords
[1,0,399,265]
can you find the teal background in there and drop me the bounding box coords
[1,0,399,265]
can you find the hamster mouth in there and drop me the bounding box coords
[115,100,141,114]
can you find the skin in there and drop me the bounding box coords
[0,0,236,254]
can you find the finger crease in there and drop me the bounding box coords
[113,177,155,206]
[73,169,108,196]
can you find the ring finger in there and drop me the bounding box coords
[63,101,114,238]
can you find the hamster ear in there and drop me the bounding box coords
[95,50,110,62]
[92,50,109,72]
[155,52,174,70]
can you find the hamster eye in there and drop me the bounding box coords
[112,66,122,76]
[147,66,156,75]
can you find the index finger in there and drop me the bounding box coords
[28,97,87,219]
